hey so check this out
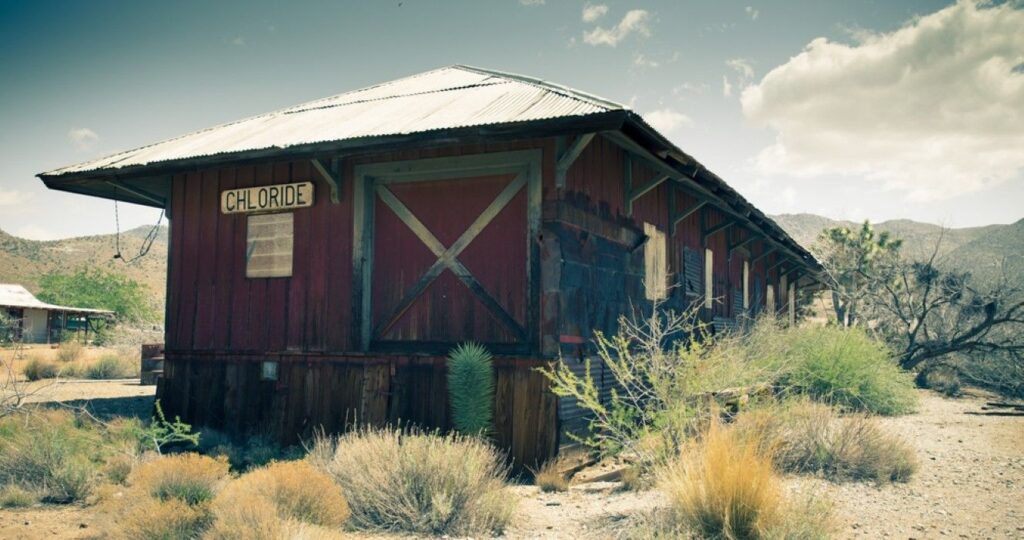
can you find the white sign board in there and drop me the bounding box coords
[222,182,314,214]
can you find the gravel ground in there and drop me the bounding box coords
[1,389,1020,539]
[507,389,1024,539]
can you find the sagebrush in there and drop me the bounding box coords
[309,427,513,536]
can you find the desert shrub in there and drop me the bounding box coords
[56,340,84,363]
[0,484,37,508]
[130,453,229,505]
[533,459,569,493]
[447,342,495,435]
[115,496,215,540]
[777,326,917,416]
[311,428,513,535]
[0,410,99,502]
[22,357,59,381]
[208,461,348,539]
[922,367,962,397]
[658,420,834,539]
[619,466,647,491]
[102,453,136,485]
[84,353,138,379]
[660,421,781,539]
[731,400,917,483]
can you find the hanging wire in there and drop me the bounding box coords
[113,187,165,264]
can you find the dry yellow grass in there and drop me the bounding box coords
[533,459,570,493]
[130,453,229,505]
[114,495,214,540]
[660,421,781,539]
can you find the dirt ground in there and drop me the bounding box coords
[1,389,1021,539]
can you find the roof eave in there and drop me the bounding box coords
[38,111,630,208]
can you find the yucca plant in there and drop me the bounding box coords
[447,342,495,435]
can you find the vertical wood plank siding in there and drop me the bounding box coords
[161,139,560,468]
[160,354,558,470]
[160,131,796,467]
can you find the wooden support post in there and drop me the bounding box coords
[628,174,670,209]
[702,219,734,243]
[751,247,776,264]
[623,153,634,217]
[729,233,759,255]
[555,133,595,189]
[766,258,788,274]
[311,158,341,204]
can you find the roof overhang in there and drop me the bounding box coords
[38,108,822,281]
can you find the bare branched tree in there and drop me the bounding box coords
[1,314,60,418]
[818,225,1024,395]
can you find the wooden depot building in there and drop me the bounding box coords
[40,66,822,467]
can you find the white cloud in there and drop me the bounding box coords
[742,1,1024,201]
[643,108,693,135]
[519,0,545,5]
[727,58,755,79]
[583,9,650,47]
[581,3,608,22]
[67,127,99,151]
[722,75,733,97]
[633,53,659,68]
[13,224,58,241]
[231,36,246,46]
[0,190,32,206]
[745,6,759,21]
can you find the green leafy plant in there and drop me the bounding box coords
[143,400,200,454]
[447,342,495,435]
[37,268,154,323]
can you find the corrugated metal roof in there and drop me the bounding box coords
[42,65,622,177]
[0,284,114,315]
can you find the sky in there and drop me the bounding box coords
[1,0,1022,240]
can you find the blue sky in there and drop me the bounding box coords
[1,0,1022,240]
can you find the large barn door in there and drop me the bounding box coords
[353,150,542,354]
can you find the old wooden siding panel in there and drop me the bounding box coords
[158,354,558,468]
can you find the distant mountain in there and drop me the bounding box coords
[0,225,168,318]
[772,213,1024,285]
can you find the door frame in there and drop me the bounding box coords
[352,149,543,354]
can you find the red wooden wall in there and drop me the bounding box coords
[166,140,555,355]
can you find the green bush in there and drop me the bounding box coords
[22,356,59,381]
[922,367,962,397]
[732,400,918,483]
[0,410,101,502]
[56,341,84,363]
[777,326,917,415]
[0,484,38,508]
[310,428,513,536]
[130,453,229,505]
[84,354,138,379]
[447,342,495,435]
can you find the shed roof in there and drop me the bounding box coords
[42,66,620,177]
[37,65,823,276]
[0,284,115,316]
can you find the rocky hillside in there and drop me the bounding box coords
[0,225,168,315]
[772,214,1024,285]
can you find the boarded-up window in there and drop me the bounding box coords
[246,213,294,278]
[743,260,750,311]
[644,223,668,300]
[704,248,714,309]
[766,284,775,313]
[789,282,797,326]
[683,247,702,298]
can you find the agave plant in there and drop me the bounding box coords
[447,342,495,436]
